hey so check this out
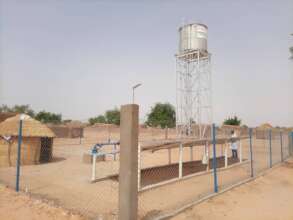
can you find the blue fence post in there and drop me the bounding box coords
[269,130,272,168]
[16,117,23,192]
[280,131,283,162]
[212,123,218,193]
[249,128,254,177]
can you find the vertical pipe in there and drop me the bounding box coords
[224,144,228,168]
[79,126,82,144]
[91,153,97,181]
[239,139,243,163]
[206,143,209,171]
[249,128,254,178]
[212,123,218,193]
[269,130,272,168]
[179,143,183,179]
[291,132,293,157]
[114,144,117,161]
[16,118,23,192]
[280,131,283,162]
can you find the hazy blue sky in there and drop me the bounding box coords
[0,0,292,126]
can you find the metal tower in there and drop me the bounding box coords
[176,23,213,139]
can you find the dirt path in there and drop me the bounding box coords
[0,185,87,220]
[171,159,293,220]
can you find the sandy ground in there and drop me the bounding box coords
[0,184,87,220]
[171,159,293,220]
[0,127,290,219]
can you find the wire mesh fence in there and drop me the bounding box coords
[0,118,292,220]
[137,127,293,219]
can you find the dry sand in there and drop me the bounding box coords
[0,184,87,220]
[171,159,293,220]
[0,127,290,219]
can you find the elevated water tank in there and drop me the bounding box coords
[178,23,208,54]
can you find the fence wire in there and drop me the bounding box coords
[137,128,293,219]
[0,124,292,220]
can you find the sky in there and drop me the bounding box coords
[0,0,292,126]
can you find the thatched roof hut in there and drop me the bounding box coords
[0,112,17,123]
[0,114,55,167]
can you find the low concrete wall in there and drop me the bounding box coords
[48,125,84,138]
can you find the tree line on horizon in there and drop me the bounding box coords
[0,104,62,124]
[0,104,243,128]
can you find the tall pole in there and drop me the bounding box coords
[212,123,218,193]
[132,88,135,104]
[249,128,254,177]
[16,115,24,192]
[289,33,293,59]
[132,83,142,104]
[269,130,272,168]
[280,131,283,162]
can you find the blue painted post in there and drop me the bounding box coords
[16,117,23,192]
[280,131,283,162]
[269,130,272,168]
[249,128,254,177]
[212,123,218,193]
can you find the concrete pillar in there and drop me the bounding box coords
[119,104,139,220]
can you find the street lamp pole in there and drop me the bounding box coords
[289,34,293,60]
[132,83,142,104]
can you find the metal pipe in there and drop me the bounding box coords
[224,144,228,168]
[269,130,272,168]
[280,131,283,162]
[212,123,218,193]
[239,139,243,163]
[91,153,97,181]
[249,128,254,177]
[132,83,142,104]
[16,117,23,192]
[179,143,183,179]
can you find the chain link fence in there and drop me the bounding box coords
[0,117,292,220]
[138,127,293,219]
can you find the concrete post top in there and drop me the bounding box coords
[121,104,139,109]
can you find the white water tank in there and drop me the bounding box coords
[178,23,208,54]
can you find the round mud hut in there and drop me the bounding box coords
[0,114,55,167]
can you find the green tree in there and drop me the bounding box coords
[0,104,35,117]
[146,103,176,128]
[88,115,106,125]
[0,104,11,112]
[12,105,35,117]
[105,109,120,125]
[223,116,241,126]
[35,111,62,124]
